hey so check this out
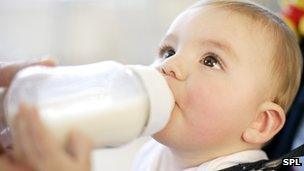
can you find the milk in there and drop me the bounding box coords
[40,95,148,148]
[2,61,174,149]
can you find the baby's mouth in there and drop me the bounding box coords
[175,101,181,109]
[174,101,184,116]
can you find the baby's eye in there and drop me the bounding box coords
[159,46,176,59]
[164,49,176,58]
[200,53,222,70]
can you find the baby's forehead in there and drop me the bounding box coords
[188,5,272,32]
[173,6,276,55]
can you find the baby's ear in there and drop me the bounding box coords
[242,101,285,145]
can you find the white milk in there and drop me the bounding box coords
[2,61,174,149]
[40,94,148,148]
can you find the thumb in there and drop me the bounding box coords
[67,131,92,165]
[32,58,57,67]
[0,58,57,87]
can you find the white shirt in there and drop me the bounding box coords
[132,139,268,171]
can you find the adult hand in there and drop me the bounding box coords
[11,104,92,171]
[0,154,33,171]
[0,58,56,87]
[0,58,56,153]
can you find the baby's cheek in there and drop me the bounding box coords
[182,83,235,141]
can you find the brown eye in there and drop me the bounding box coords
[201,53,222,69]
[163,49,176,59]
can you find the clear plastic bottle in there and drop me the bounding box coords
[0,61,174,149]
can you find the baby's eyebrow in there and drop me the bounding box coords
[201,39,238,61]
[160,33,178,45]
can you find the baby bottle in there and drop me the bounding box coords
[0,61,174,149]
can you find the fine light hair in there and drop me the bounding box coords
[191,0,303,112]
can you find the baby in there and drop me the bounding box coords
[133,0,303,170]
[0,0,302,171]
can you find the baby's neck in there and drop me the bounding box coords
[168,144,260,169]
[168,148,217,168]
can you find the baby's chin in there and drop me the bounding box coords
[151,124,181,148]
[151,106,179,145]
[152,130,201,152]
[151,121,188,149]
[152,128,168,144]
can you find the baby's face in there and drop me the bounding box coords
[153,7,275,152]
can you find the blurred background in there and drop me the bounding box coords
[0,0,280,65]
[0,0,302,171]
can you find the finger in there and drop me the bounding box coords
[0,145,4,154]
[0,155,11,171]
[24,105,74,171]
[16,104,42,167]
[0,88,6,128]
[0,58,57,87]
[0,154,33,171]
[67,131,92,167]
[16,104,58,169]
[11,106,26,162]
[0,88,10,154]
[23,105,62,164]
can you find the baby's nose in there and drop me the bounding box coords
[160,60,187,81]
[161,67,176,78]
[152,55,188,81]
